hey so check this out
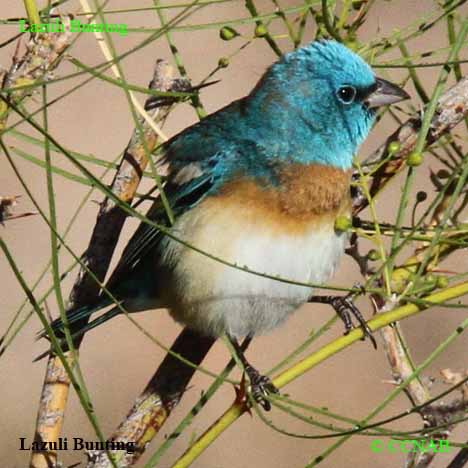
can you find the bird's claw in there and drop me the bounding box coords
[245,365,278,411]
[330,290,377,349]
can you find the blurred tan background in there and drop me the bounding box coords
[1,1,467,467]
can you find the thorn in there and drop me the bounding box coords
[191,80,220,92]
[234,372,252,415]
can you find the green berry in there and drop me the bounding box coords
[344,39,360,52]
[388,141,400,154]
[416,191,427,202]
[218,57,229,68]
[334,216,352,232]
[425,273,436,284]
[219,26,238,41]
[367,249,380,261]
[436,276,448,289]
[407,151,423,167]
[254,24,267,38]
[437,169,450,179]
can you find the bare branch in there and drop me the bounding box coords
[0,195,36,224]
[30,59,186,468]
[354,77,468,214]
[0,16,72,131]
[87,329,215,467]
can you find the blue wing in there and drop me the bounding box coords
[106,170,216,293]
[44,97,267,338]
[107,96,254,290]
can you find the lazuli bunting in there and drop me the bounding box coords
[47,40,409,409]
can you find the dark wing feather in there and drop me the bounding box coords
[105,168,216,293]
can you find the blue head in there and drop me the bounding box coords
[165,40,409,184]
[244,40,408,170]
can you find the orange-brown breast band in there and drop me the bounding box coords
[203,163,352,234]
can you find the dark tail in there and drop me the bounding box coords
[35,299,121,361]
[38,298,111,338]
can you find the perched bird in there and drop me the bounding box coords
[46,40,409,409]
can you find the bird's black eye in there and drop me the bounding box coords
[337,85,357,104]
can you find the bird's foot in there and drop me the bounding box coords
[330,293,377,349]
[244,365,278,411]
[309,285,377,349]
[227,334,279,411]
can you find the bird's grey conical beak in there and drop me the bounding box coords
[364,78,410,108]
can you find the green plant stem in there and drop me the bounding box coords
[335,0,351,30]
[295,4,309,46]
[416,22,467,155]
[355,163,392,295]
[305,317,468,466]
[411,153,468,291]
[245,0,283,57]
[89,0,175,223]
[153,0,206,118]
[385,28,465,282]
[388,166,416,278]
[398,40,429,103]
[267,314,338,375]
[170,280,468,468]
[42,85,76,361]
[144,349,239,467]
[321,0,341,41]
[23,0,41,26]
[271,0,298,45]
[0,235,117,468]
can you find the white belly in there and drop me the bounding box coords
[158,203,347,338]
